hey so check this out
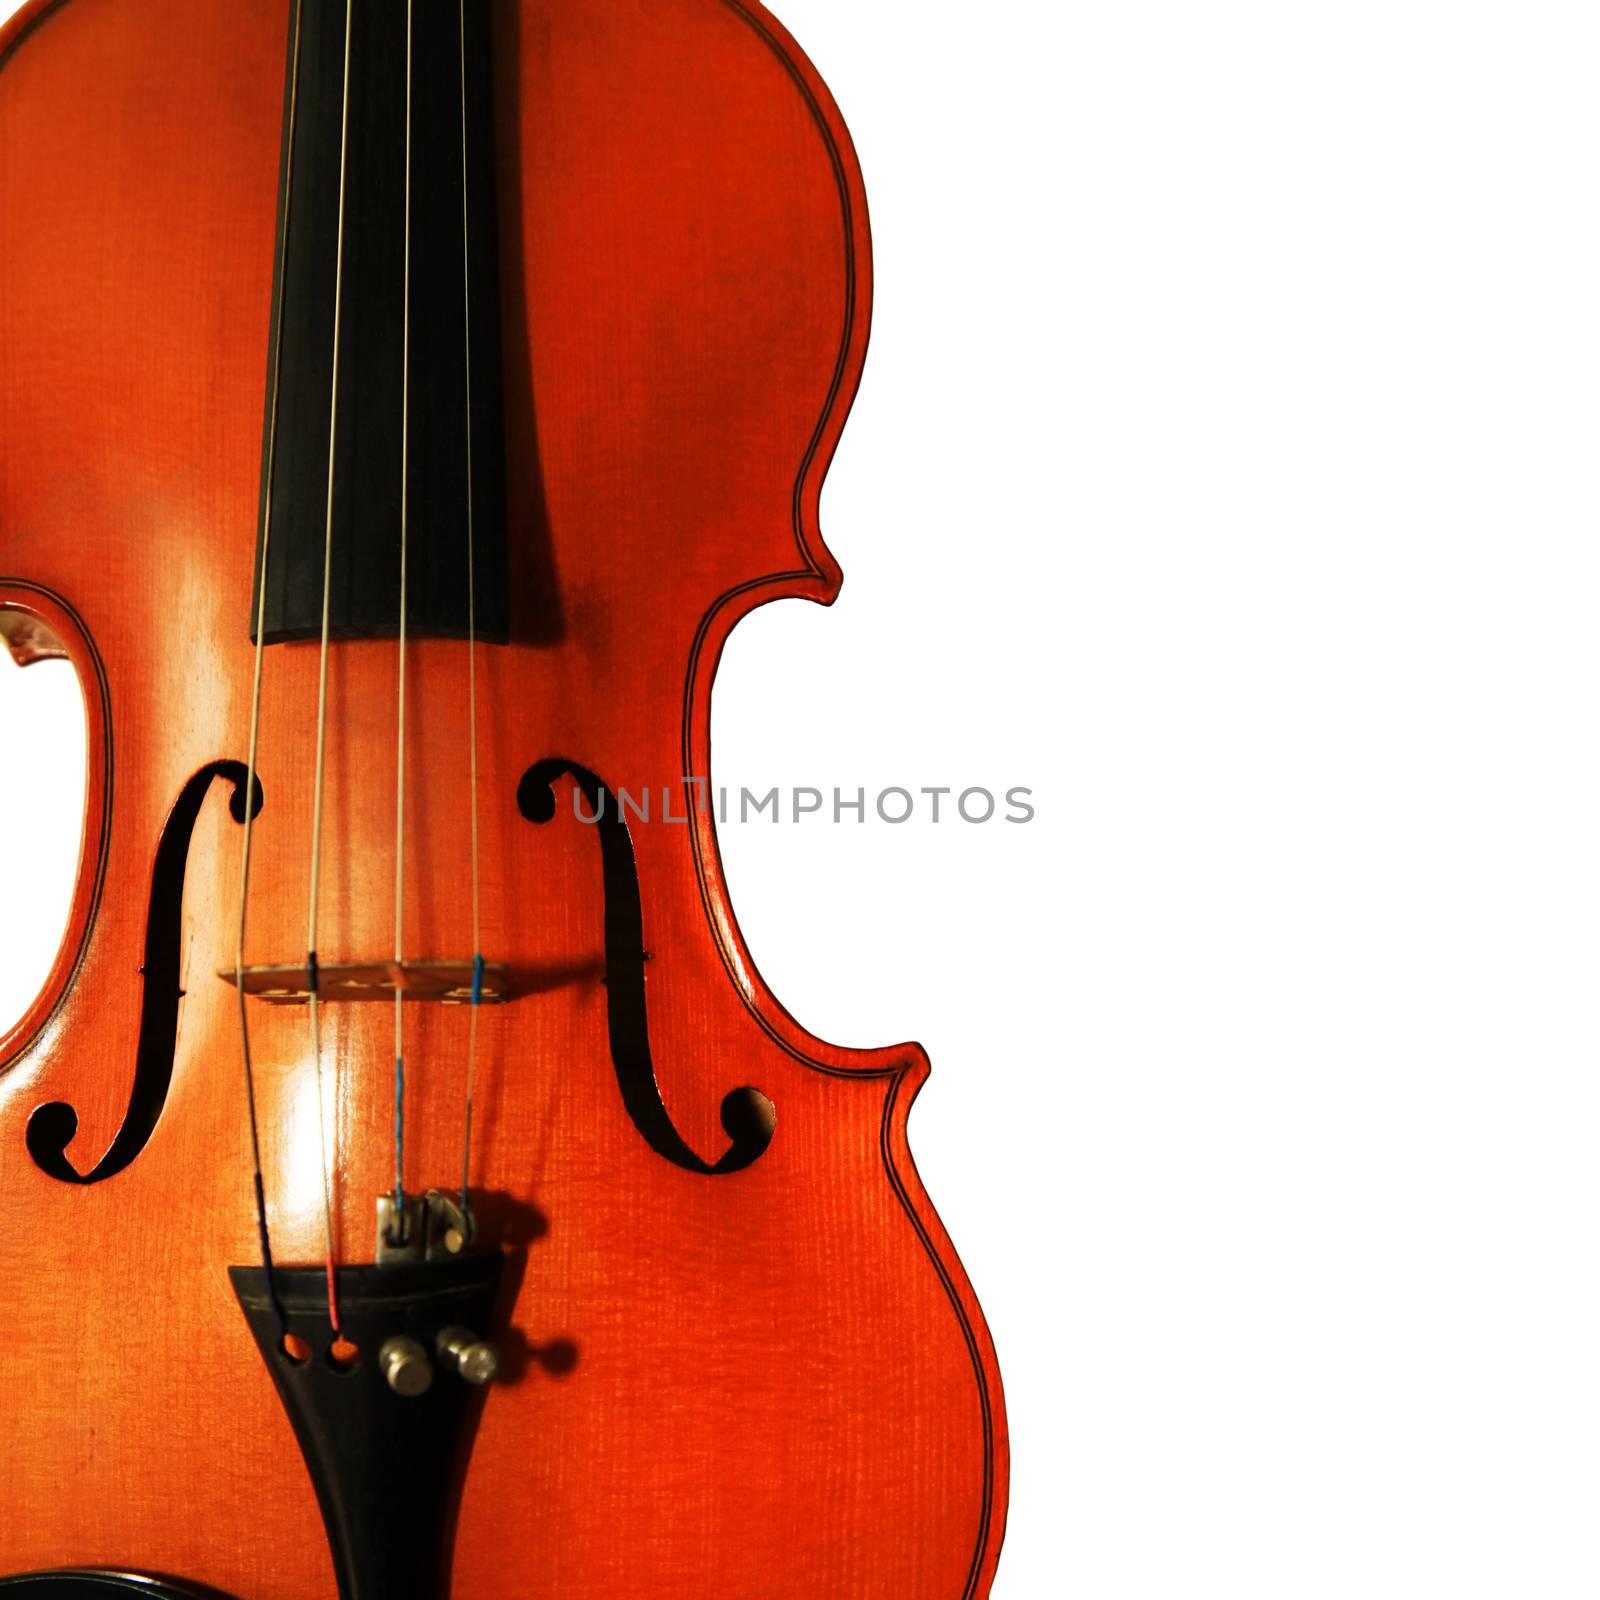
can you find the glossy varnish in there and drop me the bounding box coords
[0,1,1008,1595]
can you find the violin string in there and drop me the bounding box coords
[232,0,309,1343]
[391,0,415,1230]
[236,603,285,1339]
[304,0,360,1334]
[458,0,485,1211]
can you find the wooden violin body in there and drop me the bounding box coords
[0,1,1007,1595]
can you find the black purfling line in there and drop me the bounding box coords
[688,11,1001,1588]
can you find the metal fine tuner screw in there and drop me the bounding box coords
[379,1335,434,1398]
[436,1325,499,1386]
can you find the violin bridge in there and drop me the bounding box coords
[217,957,509,1005]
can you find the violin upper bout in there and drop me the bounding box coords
[502,0,871,623]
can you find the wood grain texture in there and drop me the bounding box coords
[0,1,1009,1595]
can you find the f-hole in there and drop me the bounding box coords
[26,761,262,1185]
[517,758,775,1175]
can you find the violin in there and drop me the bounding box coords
[0,1,1007,1595]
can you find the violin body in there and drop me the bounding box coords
[0,2,1007,1596]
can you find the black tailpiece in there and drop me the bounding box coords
[230,1252,504,1600]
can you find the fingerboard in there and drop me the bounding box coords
[253,0,509,644]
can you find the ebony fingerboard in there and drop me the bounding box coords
[253,0,509,644]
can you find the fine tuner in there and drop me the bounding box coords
[380,1327,500,1398]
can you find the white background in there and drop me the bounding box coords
[5,2,1600,1595]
